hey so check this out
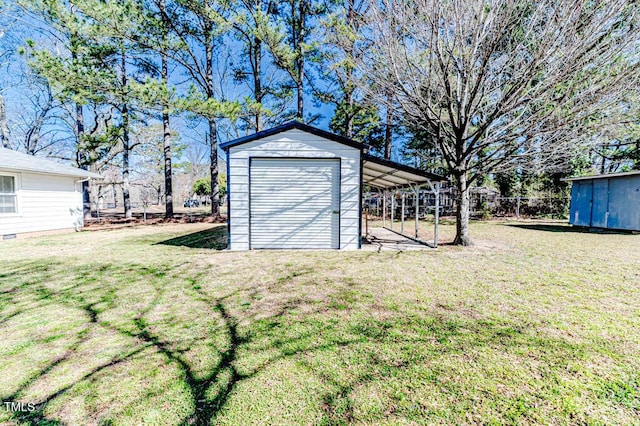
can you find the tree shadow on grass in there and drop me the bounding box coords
[156,226,227,250]
[0,259,252,425]
[119,297,244,425]
[505,223,633,234]
[0,258,630,425]
[248,310,595,425]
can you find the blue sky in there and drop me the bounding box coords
[0,0,407,168]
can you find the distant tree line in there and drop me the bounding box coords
[0,0,638,244]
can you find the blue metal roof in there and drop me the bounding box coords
[563,170,640,181]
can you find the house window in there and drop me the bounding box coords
[0,175,17,213]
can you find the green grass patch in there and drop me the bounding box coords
[0,221,639,424]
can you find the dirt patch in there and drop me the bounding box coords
[0,227,77,241]
[84,215,226,231]
[465,239,510,251]
[435,238,510,252]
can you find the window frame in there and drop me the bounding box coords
[0,173,20,215]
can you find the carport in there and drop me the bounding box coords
[361,154,446,248]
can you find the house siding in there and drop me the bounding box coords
[0,170,83,236]
[227,129,361,250]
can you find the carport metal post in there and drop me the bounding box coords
[426,180,441,248]
[415,185,420,239]
[390,191,395,230]
[401,192,405,234]
[382,191,387,228]
[434,182,441,248]
[365,206,369,237]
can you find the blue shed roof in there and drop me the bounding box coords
[563,170,640,182]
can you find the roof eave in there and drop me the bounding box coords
[362,153,448,182]
[562,170,640,182]
[0,166,102,179]
[220,122,449,185]
[362,179,436,190]
[220,121,367,151]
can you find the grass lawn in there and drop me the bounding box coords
[0,220,638,425]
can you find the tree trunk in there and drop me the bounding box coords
[0,95,10,148]
[203,21,220,217]
[122,106,132,219]
[74,103,92,221]
[161,47,173,218]
[295,0,304,120]
[70,26,93,222]
[384,116,392,159]
[253,32,263,131]
[209,120,220,217]
[343,82,355,139]
[384,90,393,159]
[453,170,472,246]
[296,60,304,120]
[162,108,173,218]
[344,0,355,139]
[600,142,607,174]
[23,89,53,155]
[121,50,132,219]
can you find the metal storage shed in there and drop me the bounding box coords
[221,121,445,250]
[565,171,640,231]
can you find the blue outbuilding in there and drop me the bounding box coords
[565,171,640,231]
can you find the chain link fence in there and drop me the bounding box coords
[364,187,570,220]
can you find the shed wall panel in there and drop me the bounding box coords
[570,181,592,227]
[607,175,640,231]
[590,179,609,228]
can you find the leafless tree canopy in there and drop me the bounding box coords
[359,0,640,244]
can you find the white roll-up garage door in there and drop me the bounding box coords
[249,158,340,249]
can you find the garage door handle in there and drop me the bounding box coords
[332,210,339,214]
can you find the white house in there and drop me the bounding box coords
[0,148,102,238]
[221,121,445,250]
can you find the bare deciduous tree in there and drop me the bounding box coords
[360,0,640,245]
[0,95,9,148]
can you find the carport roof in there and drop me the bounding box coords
[362,154,446,189]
